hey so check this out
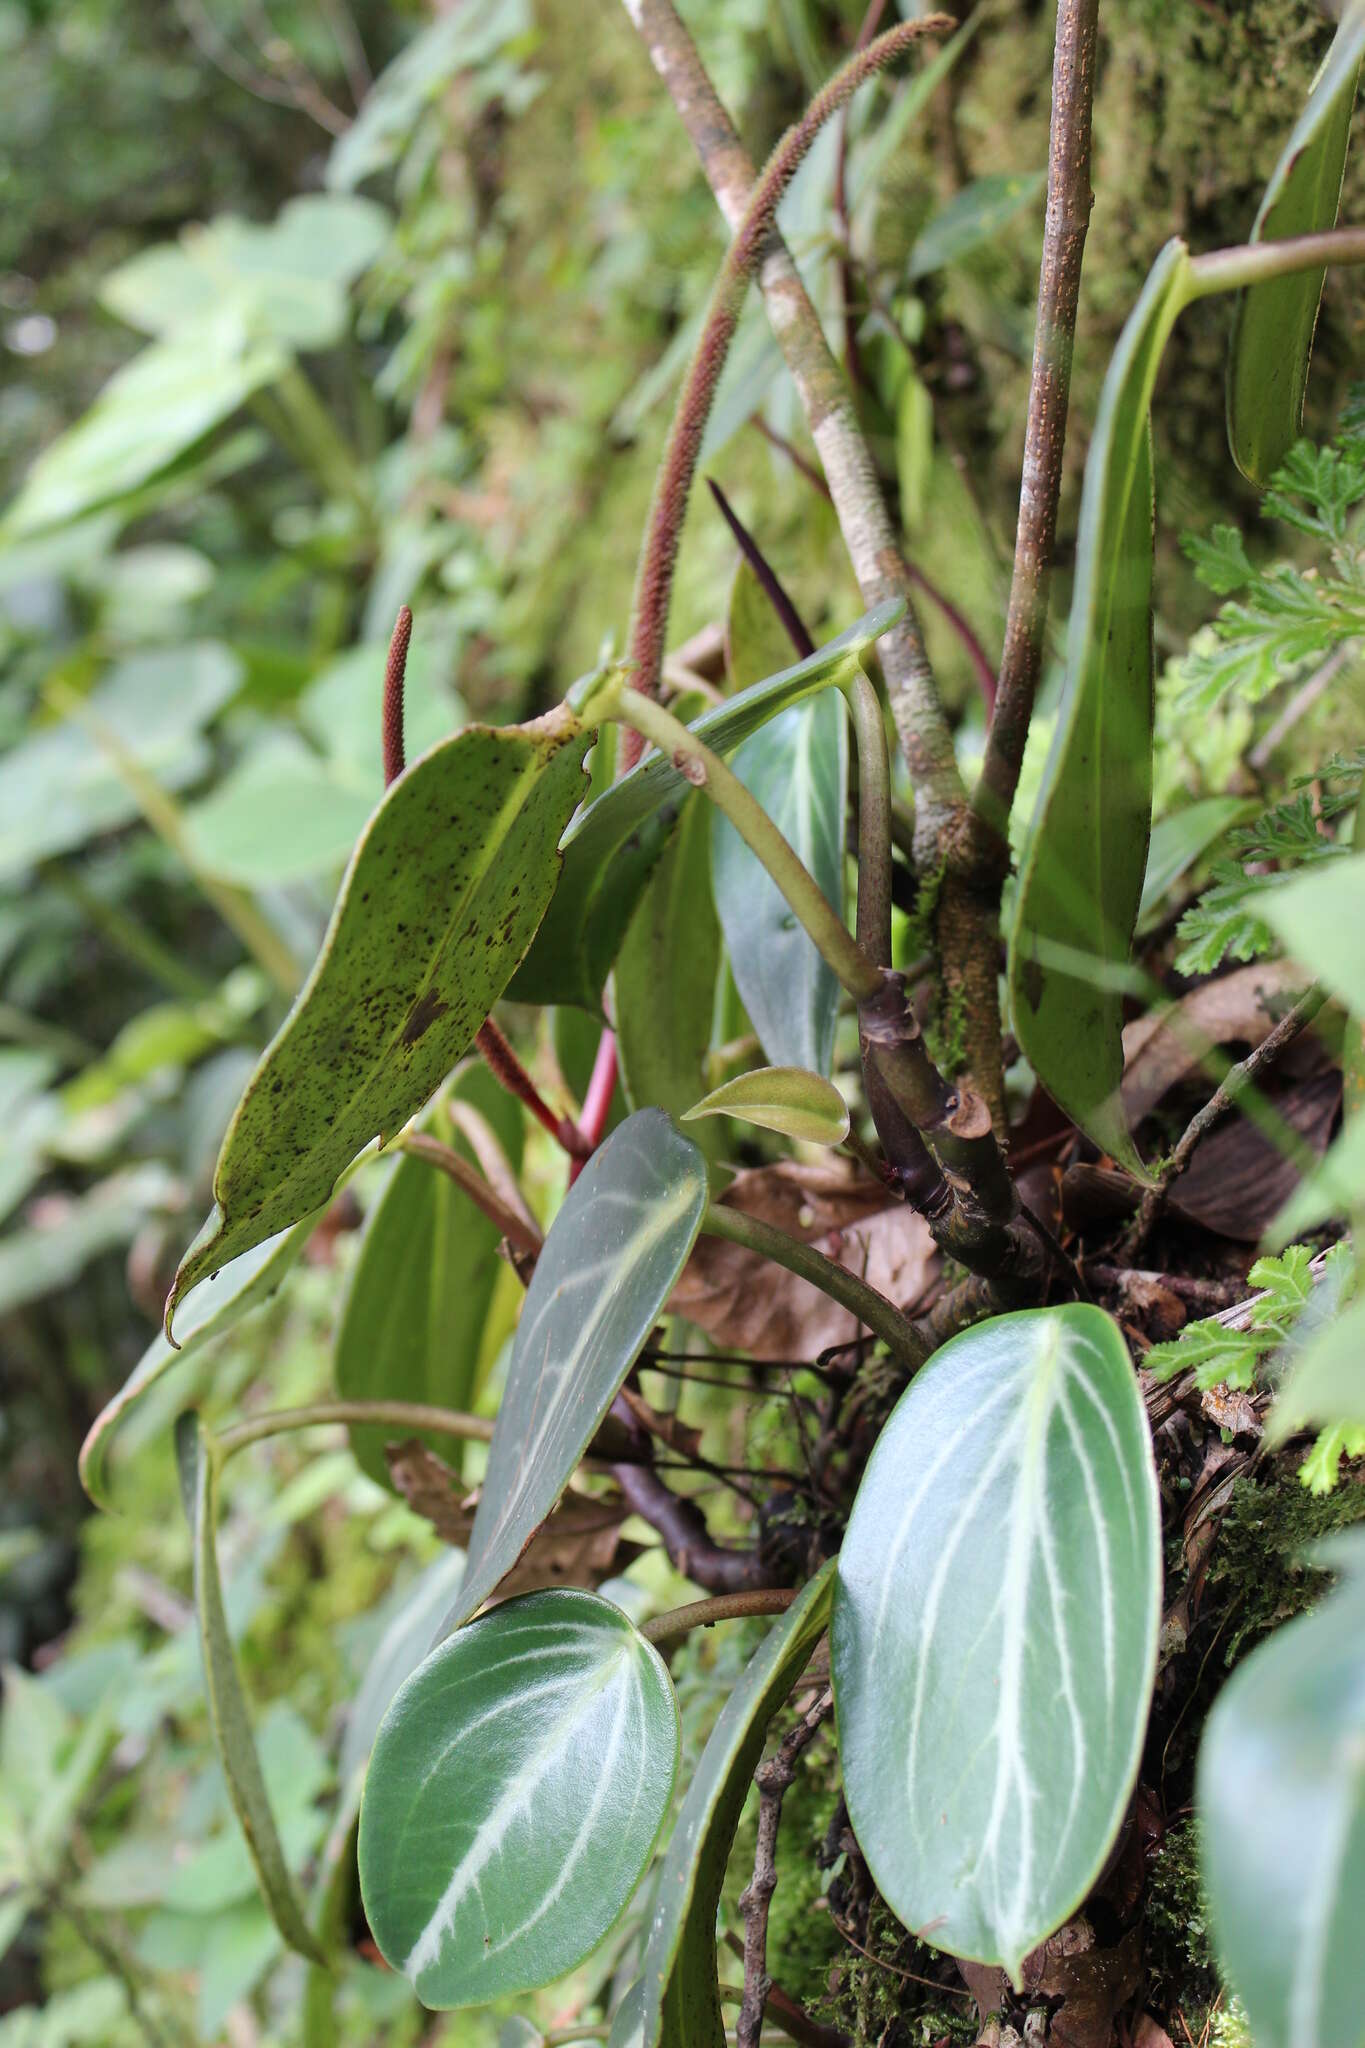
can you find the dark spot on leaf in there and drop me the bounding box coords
[401,989,450,1044]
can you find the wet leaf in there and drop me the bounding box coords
[682,1066,849,1147]
[1010,241,1195,1177]
[166,705,590,1333]
[1227,5,1365,486]
[358,1589,677,2008]
[1199,1528,1365,2047]
[436,1110,708,1638]
[509,602,902,1014]
[635,1562,834,2048]
[833,1305,1160,1983]
[175,1416,325,1965]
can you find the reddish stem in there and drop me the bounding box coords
[570,1028,619,1183]
[475,1018,590,1159]
[382,605,413,786]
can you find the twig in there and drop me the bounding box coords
[975,0,1099,851]
[737,1688,835,2048]
[1126,984,1328,1256]
[217,1399,495,1463]
[400,1131,544,1257]
[701,1203,929,1369]
[621,0,965,847]
[611,1396,770,1592]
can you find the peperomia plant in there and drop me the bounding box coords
[64,3,1365,2045]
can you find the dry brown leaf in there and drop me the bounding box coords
[1131,2019,1176,2048]
[1022,1920,1141,2048]
[385,1441,639,1596]
[669,1161,937,1362]
[1121,958,1306,1126]
[1167,1066,1339,1240]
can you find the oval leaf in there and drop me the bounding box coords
[832,1305,1160,1983]
[358,1589,678,2009]
[509,601,902,1013]
[1227,5,1365,487]
[682,1067,849,1147]
[438,1109,708,1638]
[175,1415,326,1965]
[1009,240,1195,1178]
[712,692,847,1077]
[636,1561,835,2048]
[166,706,589,1332]
[1198,1529,1365,2048]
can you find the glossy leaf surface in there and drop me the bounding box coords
[616,796,720,1131]
[175,1417,325,1965]
[1199,1529,1365,2048]
[712,690,847,1076]
[1010,241,1194,1177]
[166,706,589,1332]
[682,1066,849,1147]
[359,1590,677,2009]
[334,1071,522,1488]
[438,1111,708,1637]
[832,1305,1160,1983]
[636,1562,835,2048]
[509,602,901,1013]
[1227,4,1365,487]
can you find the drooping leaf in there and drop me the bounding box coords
[80,1191,340,1512]
[832,1305,1161,1984]
[166,705,590,1332]
[1198,1528,1365,2048]
[1138,795,1258,925]
[635,1561,835,2048]
[358,1589,678,2009]
[712,690,847,1076]
[682,1067,849,1147]
[1227,4,1365,487]
[1260,851,1365,1013]
[436,1110,708,1638]
[616,795,720,1131]
[2,338,287,540]
[509,602,902,1014]
[334,1070,523,1489]
[1009,240,1195,1177]
[175,1416,326,1966]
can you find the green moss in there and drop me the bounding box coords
[817,1897,979,2046]
[1144,1819,1218,2019]
[1202,1465,1365,1665]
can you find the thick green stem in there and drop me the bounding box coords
[1187,225,1365,296]
[842,666,893,969]
[642,1589,797,1646]
[701,1203,928,1368]
[615,685,881,1003]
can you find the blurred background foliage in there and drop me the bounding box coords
[1,1,1360,2040]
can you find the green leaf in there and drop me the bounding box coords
[437,1110,708,1637]
[712,691,847,1076]
[339,1552,468,1797]
[682,1066,849,1147]
[509,602,902,1014]
[616,794,720,1130]
[1009,240,1195,1177]
[832,1304,1161,1984]
[0,642,241,882]
[334,1072,523,1489]
[1198,1528,1365,2047]
[895,368,934,537]
[175,1416,326,1965]
[635,1561,835,2048]
[1260,851,1365,1012]
[1139,796,1258,925]
[1227,4,1365,487]
[183,735,377,886]
[908,170,1046,280]
[166,705,590,1332]
[2,338,287,540]
[358,1589,677,2009]
[1267,1293,1365,1442]
[725,559,796,693]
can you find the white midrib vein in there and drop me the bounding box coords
[403,1644,635,1982]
